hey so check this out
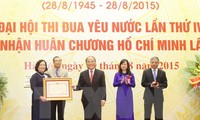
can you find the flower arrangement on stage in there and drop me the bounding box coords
[186,54,200,91]
[0,73,7,110]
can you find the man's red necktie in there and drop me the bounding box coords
[90,70,93,83]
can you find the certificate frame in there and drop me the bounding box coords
[43,78,72,100]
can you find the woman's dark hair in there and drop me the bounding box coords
[35,59,48,72]
[118,59,131,75]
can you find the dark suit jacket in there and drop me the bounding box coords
[77,69,106,107]
[141,68,167,101]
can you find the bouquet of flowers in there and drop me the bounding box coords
[186,54,200,90]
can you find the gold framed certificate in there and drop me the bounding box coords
[43,78,72,100]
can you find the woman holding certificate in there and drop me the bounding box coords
[30,59,51,120]
[113,59,136,120]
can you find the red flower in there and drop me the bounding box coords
[189,76,200,88]
[126,75,131,79]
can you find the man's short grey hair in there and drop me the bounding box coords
[85,56,96,62]
[150,56,159,62]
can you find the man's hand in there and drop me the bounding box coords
[72,85,76,91]
[151,81,159,88]
[101,100,106,106]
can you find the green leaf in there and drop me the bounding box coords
[186,61,196,69]
[195,54,200,63]
[0,73,8,110]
